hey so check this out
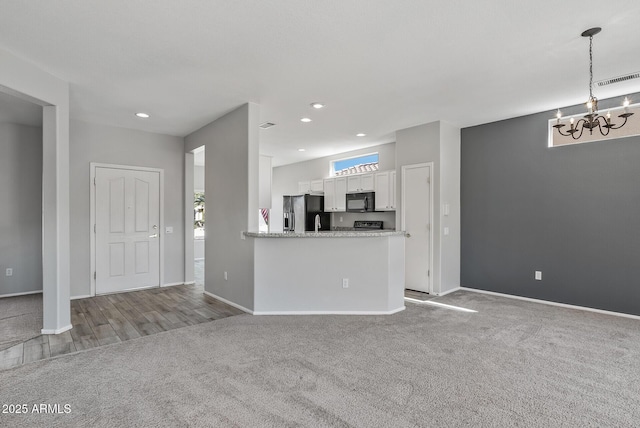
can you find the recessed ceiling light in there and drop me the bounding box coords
[310,102,325,109]
[300,117,312,123]
[356,133,366,137]
[298,148,306,152]
[135,112,150,118]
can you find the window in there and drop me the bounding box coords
[331,153,379,176]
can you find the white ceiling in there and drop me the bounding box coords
[1,1,640,166]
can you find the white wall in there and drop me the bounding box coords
[395,120,461,294]
[185,103,259,311]
[194,165,205,192]
[0,123,42,296]
[69,120,185,297]
[271,142,396,232]
[439,121,461,294]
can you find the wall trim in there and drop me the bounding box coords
[203,290,253,314]
[161,282,184,288]
[183,281,196,285]
[435,287,460,297]
[0,290,43,299]
[194,258,205,261]
[461,287,640,321]
[70,294,92,300]
[252,306,406,316]
[41,324,72,335]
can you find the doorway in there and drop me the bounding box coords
[91,164,164,296]
[402,162,433,294]
[192,147,205,285]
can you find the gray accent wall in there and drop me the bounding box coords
[461,94,640,316]
[185,103,259,311]
[0,123,42,296]
[69,120,185,297]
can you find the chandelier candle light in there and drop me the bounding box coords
[554,27,634,139]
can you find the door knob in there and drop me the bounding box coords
[153,225,158,229]
[406,233,411,238]
[149,233,158,238]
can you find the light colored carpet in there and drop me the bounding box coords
[0,290,639,427]
[0,294,42,351]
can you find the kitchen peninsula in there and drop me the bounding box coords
[244,230,406,315]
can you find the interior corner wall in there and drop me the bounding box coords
[460,93,640,316]
[439,121,461,293]
[0,123,43,296]
[69,120,185,297]
[185,103,259,311]
[1,48,71,333]
[395,121,442,291]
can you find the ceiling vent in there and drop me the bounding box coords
[596,72,640,87]
[259,122,276,129]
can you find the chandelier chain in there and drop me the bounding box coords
[589,35,594,102]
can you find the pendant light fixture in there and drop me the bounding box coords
[554,27,633,139]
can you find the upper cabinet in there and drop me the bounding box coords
[323,177,347,212]
[298,179,324,194]
[346,173,374,193]
[374,170,396,211]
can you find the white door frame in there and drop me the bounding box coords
[401,162,434,294]
[90,163,165,297]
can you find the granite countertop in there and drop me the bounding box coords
[244,230,406,238]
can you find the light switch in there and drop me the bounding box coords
[443,227,450,236]
[444,204,450,216]
[165,226,173,234]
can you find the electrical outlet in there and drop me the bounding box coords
[535,271,542,281]
[5,268,13,277]
[224,271,228,281]
[342,278,349,288]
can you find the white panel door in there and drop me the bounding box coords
[403,164,431,293]
[95,167,160,294]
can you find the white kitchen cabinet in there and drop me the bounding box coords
[310,179,324,193]
[389,170,396,210]
[298,179,323,194]
[298,181,311,194]
[323,177,347,212]
[374,170,396,211]
[335,177,347,211]
[346,173,374,192]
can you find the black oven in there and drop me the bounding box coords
[346,191,375,212]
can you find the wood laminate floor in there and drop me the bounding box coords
[404,289,438,301]
[0,283,244,371]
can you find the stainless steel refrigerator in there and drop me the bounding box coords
[283,194,330,232]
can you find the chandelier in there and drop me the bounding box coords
[554,27,634,139]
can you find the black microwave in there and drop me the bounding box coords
[346,191,375,212]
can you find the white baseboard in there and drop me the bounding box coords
[162,282,184,288]
[194,258,205,261]
[0,290,43,298]
[70,294,92,300]
[252,306,406,316]
[461,287,640,321]
[183,281,196,285]
[203,290,254,314]
[41,324,72,335]
[435,287,461,297]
